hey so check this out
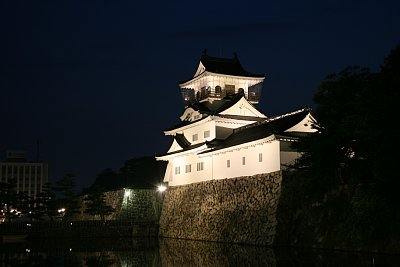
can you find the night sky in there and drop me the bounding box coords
[2,1,399,190]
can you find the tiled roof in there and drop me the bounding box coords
[157,142,207,158]
[163,115,210,132]
[203,108,312,153]
[160,108,313,158]
[164,93,249,132]
[189,92,245,113]
[175,133,191,148]
[199,51,264,78]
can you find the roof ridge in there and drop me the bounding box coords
[232,107,310,134]
[266,107,310,122]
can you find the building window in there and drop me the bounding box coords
[259,153,263,162]
[192,134,198,142]
[242,157,246,165]
[215,85,222,96]
[227,160,230,168]
[204,130,210,138]
[225,84,235,95]
[185,164,191,173]
[175,166,180,175]
[197,162,204,171]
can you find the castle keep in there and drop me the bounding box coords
[157,51,316,245]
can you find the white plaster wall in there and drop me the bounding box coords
[167,154,212,186]
[285,113,317,133]
[211,140,281,180]
[165,140,281,186]
[167,139,183,153]
[219,97,266,117]
[181,120,216,145]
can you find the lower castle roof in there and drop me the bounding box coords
[157,108,313,159]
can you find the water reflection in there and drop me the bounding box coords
[1,237,399,266]
[0,237,160,267]
[160,238,276,266]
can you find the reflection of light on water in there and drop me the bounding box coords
[0,238,398,266]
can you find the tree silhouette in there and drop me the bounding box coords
[0,179,18,222]
[53,174,81,220]
[84,185,115,222]
[293,44,400,242]
[33,182,57,221]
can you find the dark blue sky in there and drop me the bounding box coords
[1,1,399,190]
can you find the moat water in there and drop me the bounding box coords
[1,237,399,266]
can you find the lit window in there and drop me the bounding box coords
[204,130,210,138]
[227,160,230,168]
[242,157,246,165]
[185,164,191,173]
[197,162,204,171]
[192,134,198,141]
[175,166,180,175]
[259,153,263,162]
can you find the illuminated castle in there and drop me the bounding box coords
[157,50,316,186]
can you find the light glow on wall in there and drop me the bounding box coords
[124,189,131,197]
[157,184,167,192]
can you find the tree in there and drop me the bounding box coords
[84,185,115,223]
[371,44,400,201]
[33,182,57,221]
[14,191,33,219]
[53,174,81,220]
[294,66,376,195]
[293,44,400,242]
[0,179,18,222]
[120,156,167,189]
[91,168,121,191]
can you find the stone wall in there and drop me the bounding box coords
[159,171,282,245]
[76,189,163,222]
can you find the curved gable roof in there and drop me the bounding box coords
[164,93,264,132]
[199,51,264,78]
[204,108,312,153]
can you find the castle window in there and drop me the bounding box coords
[242,157,246,165]
[259,153,263,162]
[215,85,222,96]
[192,134,198,141]
[185,164,191,173]
[175,166,180,175]
[225,84,235,95]
[204,130,210,138]
[200,86,208,99]
[227,160,230,168]
[197,162,204,171]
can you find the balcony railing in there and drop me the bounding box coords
[181,85,262,105]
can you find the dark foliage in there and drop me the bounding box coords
[90,156,167,190]
[53,173,81,220]
[84,185,115,222]
[33,182,58,221]
[0,179,18,222]
[292,44,400,246]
